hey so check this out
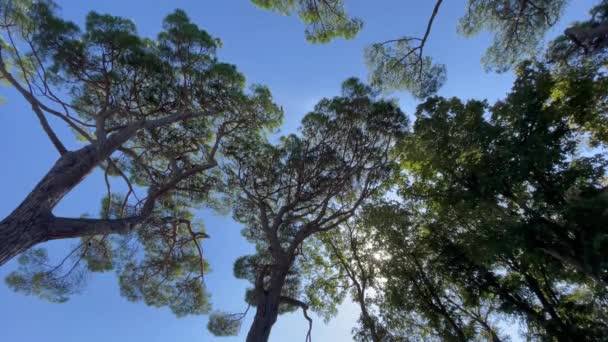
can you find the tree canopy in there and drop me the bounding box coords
[0,0,281,317]
[2,1,608,342]
[322,59,608,341]
[208,78,407,341]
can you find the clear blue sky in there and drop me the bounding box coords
[0,0,596,341]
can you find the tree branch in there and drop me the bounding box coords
[279,296,313,342]
[48,160,215,241]
[48,216,140,239]
[0,49,68,155]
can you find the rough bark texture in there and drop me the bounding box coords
[0,209,52,266]
[246,266,290,342]
[0,143,111,265]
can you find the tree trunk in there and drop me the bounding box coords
[246,266,290,342]
[0,209,52,265]
[354,287,381,342]
[0,144,102,266]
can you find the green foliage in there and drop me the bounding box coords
[250,0,362,43]
[299,239,347,322]
[300,58,608,341]
[253,0,576,96]
[4,1,608,340]
[5,248,85,303]
[81,236,114,272]
[207,311,244,336]
[365,42,446,98]
[222,78,407,336]
[119,262,211,317]
[548,66,608,146]
[387,59,608,339]
[458,0,568,72]
[1,1,281,320]
[115,202,212,317]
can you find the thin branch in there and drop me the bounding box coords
[0,48,68,155]
[379,0,443,80]
[420,0,443,51]
[279,296,313,342]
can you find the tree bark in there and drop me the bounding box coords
[0,208,53,266]
[565,23,608,52]
[246,266,290,342]
[0,144,107,265]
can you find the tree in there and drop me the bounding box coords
[211,78,407,341]
[251,0,571,96]
[388,60,608,340]
[299,59,608,342]
[359,202,502,341]
[0,0,282,316]
[365,0,447,99]
[457,0,568,72]
[320,216,387,342]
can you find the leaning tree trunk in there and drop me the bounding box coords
[0,144,103,266]
[0,122,144,266]
[246,266,290,342]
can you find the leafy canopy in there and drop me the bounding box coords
[376,60,608,340]
[299,59,608,341]
[210,78,407,337]
[1,0,282,318]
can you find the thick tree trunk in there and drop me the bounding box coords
[0,144,102,266]
[0,209,52,265]
[246,266,290,342]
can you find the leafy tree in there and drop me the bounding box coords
[307,202,505,342]
[301,59,608,342]
[0,0,282,317]
[373,203,510,341]
[388,60,608,340]
[402,60,608,284]
[365,0,447,99]
[211,79,407,341]
[543,0,608,153]
[319,213,390,342]
[458,0,568,72]
[251,0,572,96]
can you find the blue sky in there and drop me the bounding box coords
[0,0,597,341]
